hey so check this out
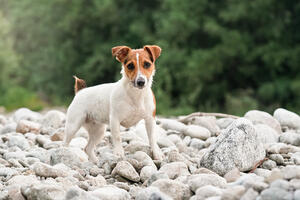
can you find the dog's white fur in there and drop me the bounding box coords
[64,52,163,163]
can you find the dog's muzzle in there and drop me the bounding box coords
[134,77,146,89]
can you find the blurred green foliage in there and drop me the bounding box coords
[0,0,299,115]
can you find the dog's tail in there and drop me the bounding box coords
[73,75,86,94]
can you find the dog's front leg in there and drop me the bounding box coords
[110,115,124,157]
[145,117,163,161]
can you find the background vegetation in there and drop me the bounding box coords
[0,0,299,115]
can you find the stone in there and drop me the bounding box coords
[65,186,98,200]
[133,151,156,168]
[140,165,157,182]
[26,147,51,164]
[16,120,41,134]
[232,173,266,192]
[50,147,86,168]
[112,161,140,182]
[41,110,66,129]
[244,110,282,134]
[260,188,293,200]
[89,186,130,200]
[159,162,190,179]
[183,136,191,146]
[295,190,300,200]
[21,182,65,200]
[216,118,235,129]
[70,137,88,149]
[0,115,7,125]
[183,125,211,140]
[192,116,221,136]
[32,162,68,178]
[1,122,17,134]
[253,168,271,179]
[270,179,290,190]
[13,108,41,123]
[159,119,187,132]
[86,174,107,189]
[266,168,284,183]
[281,165,300,180]
[254,124,279,144]
[151,179,191,200]
[3,151,26,160]
[279,132,300,146]
[136,186,172,200]
[194,185,223,200]
[262,159,277,170]
[146,172,169,186]
[290,179,300,190]
[292,152,300,165]
[157,137,175,148]
[7,135,30,150]
[51,128,64,141]
[269,154,284,165]
[187,174,227,192]
[125,141,151,156]
[200,118,266,175]
[274,108,300,130]
[240,188,259,200]
[221,185,246,200]
[224,168,240,183]
[190,138,206,150]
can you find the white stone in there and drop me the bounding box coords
[274,108,300,130]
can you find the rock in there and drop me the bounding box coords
[51,128,64,141]
[159,119,187,132]
[140,165,157,182]
[0,115,7,125]
[221,185,246,200]
[159,162,190,179]
[136,186,172,200]
[157,137,175,148]
[3,151,26,160]
[231,173,266,192]
[0,167,18,178]
[16,120,41,134]
[65,186,98,200]
[70,137,88,149]
[240,188,259,200]
[190,138,206,150]
[50,147,86,168]
[146,172,169,186]
[86,174,107,189]
[200,118,266,175]
[224,168,240,183]
[187,174,227,192]
[281,165,300,180]
[290,179,300,190]
[13,108,41,123]
[253,168,271,179]
[279,132,300,146]
[216,118,235,129]
[266,142,300,154]
[295,190,300,200]
[26,147,51,164]
[41,110,66,129]
[125,141,151,156]
[194,185,223,200]
[269,154,284,165]
[183,125,211,140]
[113,182,130,191]
[132,151,156,168]
[7,135,30,150]
[262,159,277,170]
[112,161,140,182]
[1,122,17,134]
[260,187,293,200]
[266,168,284,183]
[192,116,221,136]
[292,152,300,165]
[89,186,130,200]
[21,182,65,200]
[274,108,300,130]
[270,179,290,190]
[32,162,68,178]
[151,179,191,200]
[183,136,191,146]
[254,124,279,144]
[244,110,281,134]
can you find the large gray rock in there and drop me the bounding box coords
[244,110,282,134]
[89,186,130,200]
[187,174,227,192]
[200,118,266,175]
[151,179,191,200]
[274,108,300,130]
[136,186,172,200]
[112,161,140,182]
[159,162,190,179]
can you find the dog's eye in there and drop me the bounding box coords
[144,62,151,69]
[127,63,135,70]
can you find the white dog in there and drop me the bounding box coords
[64,45,163,163]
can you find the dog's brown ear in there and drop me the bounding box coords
[144,45,161,62]
[112,46,131,62]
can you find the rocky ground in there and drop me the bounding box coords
[0,108,300,199]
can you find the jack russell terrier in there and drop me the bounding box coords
[64,45,163,163]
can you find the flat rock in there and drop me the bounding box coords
[274,108,300,130]
[32,162,68,178]
[200,118,266,175]
[50,147,86,168]
[135,186,172,200]
[159,119,187,132]
[112,161,140,182]
[184,125,211,140]
[244,110,281,134]
[151,179,192,200]
[16,120,41,134]
[192,116,221,136]
[187,174,227,192]
[21,182,65,200]
[89,185,130,200]
[194,185,223,200]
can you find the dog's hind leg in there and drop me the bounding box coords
[63,114,85,147]
[84,123,106,163]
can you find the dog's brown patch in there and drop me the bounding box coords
[73,76,86,94]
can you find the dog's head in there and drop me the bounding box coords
[112,45,161,89]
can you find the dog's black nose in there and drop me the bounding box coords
[137,78,145,87]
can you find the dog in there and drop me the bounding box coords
[64,45,163,163]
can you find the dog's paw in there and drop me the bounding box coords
[113,147,125,158]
